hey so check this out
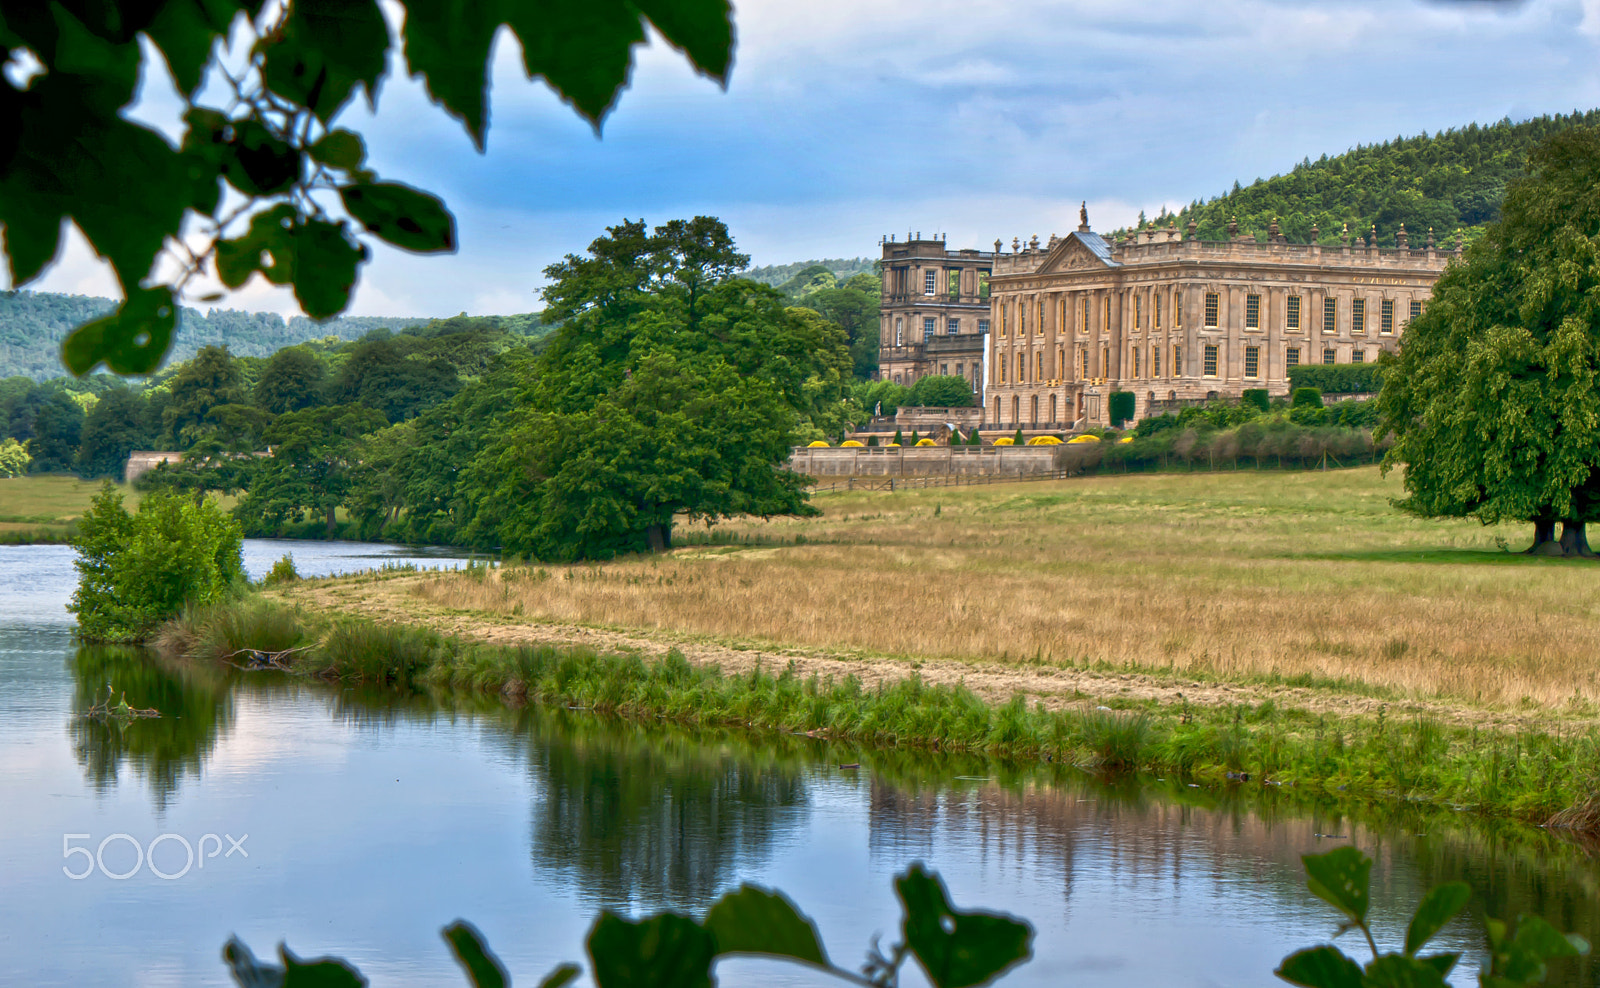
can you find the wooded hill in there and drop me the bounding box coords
[0,291,437,381]
[1130,109,1600,246]
[744,257,876,286]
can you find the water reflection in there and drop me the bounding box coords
[68,644,234,810]
[518,711,811,912]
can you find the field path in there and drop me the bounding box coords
[269,572,1572,735]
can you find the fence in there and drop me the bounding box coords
[808,470,1074,494]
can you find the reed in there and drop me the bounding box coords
[167,598,1600,822]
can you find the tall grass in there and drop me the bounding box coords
[382,467,1600,710]
[169,597,1600,822]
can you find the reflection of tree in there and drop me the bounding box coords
[69,645,233,810]
[521,711,810,912]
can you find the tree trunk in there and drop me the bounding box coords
[1560,520,1595,557]
[1528,517,1561,555]
[646,522,671,553]
[326,505,338,539]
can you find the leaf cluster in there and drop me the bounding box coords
[222,864,1032,988]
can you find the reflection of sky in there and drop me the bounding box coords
[1,546,1596,986]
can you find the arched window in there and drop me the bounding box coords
[1011,395,1019,424]
[895,318,903,347]
[1031,395,1039,424]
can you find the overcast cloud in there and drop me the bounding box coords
[24,0,1600,318]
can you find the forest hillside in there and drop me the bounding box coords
[1129,109,1600,245]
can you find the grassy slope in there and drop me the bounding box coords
[193,465,1600,821]
[0,475,130,542]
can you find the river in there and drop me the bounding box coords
[1,541,1596,986]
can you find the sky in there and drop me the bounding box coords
[20,0,1600,319]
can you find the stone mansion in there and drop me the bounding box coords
[879,209,1456,429]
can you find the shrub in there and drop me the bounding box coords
[1108,390,1136,427]
[1241,388,1270,414]
[1288,363,1384,394]
[908,430,920,445]
[866,434,879,447]
[70,486,245,643]
[1012,428,1024,446]
[263,554,300,586]
[1292,387,1324,408]
[892,428,903,446]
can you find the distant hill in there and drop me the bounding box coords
[743,257,876,287]
[1127,109,1600,245]
[0,291,434,381]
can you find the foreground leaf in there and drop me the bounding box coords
[442,920,508,988]
[703,884,827,966]
[61,287,179,376]
[1302,847,1371,926]
[1404,882,1470,956]
[896,863,1033,988]
[1275,946,1363,988]
[340,181,457,253]
[537,963,581,988]
[1361,953,1448,988]
[223,937,285,988]
[586,911,716,988]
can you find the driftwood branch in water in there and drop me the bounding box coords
[220,644,315,673]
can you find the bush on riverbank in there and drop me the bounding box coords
[166,596,1600,823]
[71,487,244,643]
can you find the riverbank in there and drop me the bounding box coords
[165,590,1600,824]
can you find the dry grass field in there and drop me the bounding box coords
[292,466,1600,716]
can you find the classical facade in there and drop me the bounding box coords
[984,207,1457,429]
[878,234,994,395]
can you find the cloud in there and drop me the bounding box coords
[16,0,1600,318]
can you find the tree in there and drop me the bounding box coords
[1377,126,1600,555]
[0,0,734,377]
[907,375,975,408]
[254,346,327,413]
[459,218,848,559]
[26,389,85,472]
[329,334,459,422]
[0,437,29,477]
[236,404,388,537]
[77,386,153,479]
[1109,391,1136,428]
[160,345,247,447]
[70,486,244,643]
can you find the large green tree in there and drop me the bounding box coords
[460,218,850,559]
[235,403,388,537]
[77,386,153,479]
[1377,126,1600,555]
[253,345,327,414]
[0,0,734,377]
[159,345,247,447]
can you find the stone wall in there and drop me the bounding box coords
[789,445,1060,477]
[124,450,183,485]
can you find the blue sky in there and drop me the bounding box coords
[26,0,1600,318]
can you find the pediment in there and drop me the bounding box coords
[1039,233,1112,273]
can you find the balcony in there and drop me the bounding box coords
[925,333,987,354]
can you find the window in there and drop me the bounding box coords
[1134,294,1143,329]
[895,318,903,346]
[1175,291,1183,327]
[1057,347,1064,378]
[1017,353,1024,382]
[999,356,1006,383]
[1155,294,1163,329]
[1353,349,1365,364]
[955,363,963,378]
[1323,348,1336,365]
[978,271,990,298]
[1080,349,1089,378]
[1323,296,1337,334]
[1035,300,1044,334]
[1245,345,1260,378]
[924,317,936,336]
[1287,295,1301,331]
[1035,352,1042,380]
[1409,300,1423,322]
[1380,299,1394,335]
[1173,345,1182,376]
[1101,347,1109,377]
[948,318,960,335]
[1082,296,1090,332]
[1352,298,1366,334]
[1020,306,1028,335]
[1245,294,1261,330]
[948,270,960,295]
[940,363,948,375]
[1287,346,1301,368]
[1153,345,1161,377]
[978,319,990,334]
[1205,292,1219,328]
[1133,348,1140,377]
[1203,344,1218,377]
[924,270,936,295]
